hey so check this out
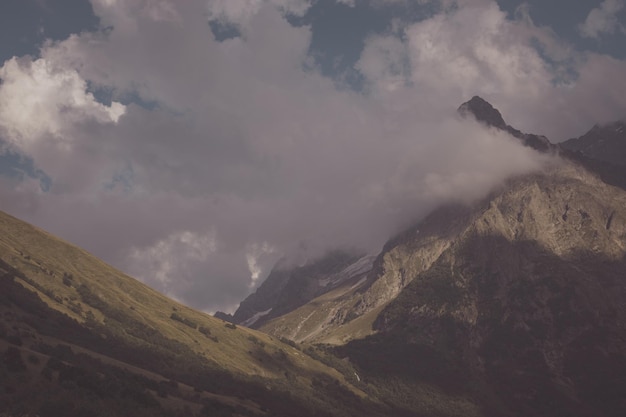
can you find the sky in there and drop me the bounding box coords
[0,0,625,313]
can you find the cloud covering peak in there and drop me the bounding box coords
[0,0,625,312]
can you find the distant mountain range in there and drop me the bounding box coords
[2,97,625,417]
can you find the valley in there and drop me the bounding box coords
[2,98,626,417]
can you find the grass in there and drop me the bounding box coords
[0,209,385,417]
[259,274,382,344]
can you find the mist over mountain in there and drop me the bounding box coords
[223,97,626,416]
[5,0,626,314]
[3,93,626,416]
[459,96,555,152]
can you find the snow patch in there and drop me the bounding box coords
[317,254,375,288]
[241,308,272,327]
[340,254,376,278]
[350,276,367,290]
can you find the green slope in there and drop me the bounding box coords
[0,209,387,417]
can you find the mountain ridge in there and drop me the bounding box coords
[229,97,626,416]
[561,121,626,165]
[351,161,626,416]
[4,96,626,416]
[458,96,554,152]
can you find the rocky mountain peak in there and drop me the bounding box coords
[220,97,626,416]
[458,95,554,153]
[343,159,626,416]
[458,95,507,129]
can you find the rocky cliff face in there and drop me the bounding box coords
[237,97,626,416]
[245,98,626,347]
[230,250,363,328]
[342,161,626,416]
[252,97,559,344]
[254,204,481,344]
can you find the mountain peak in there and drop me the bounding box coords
[458,96,507,129]
[458,95,553,152]
[561,120,626,165]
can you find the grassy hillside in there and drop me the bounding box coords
[0,209,388,417]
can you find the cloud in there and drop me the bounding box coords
[357,0,626,141]
[0,57,124,146]
[579,0,626,39]
[128,230,217,297]
[336,0,356,7]
[0,56,125,192]
[0,0,625,313]
[206,0,311,27]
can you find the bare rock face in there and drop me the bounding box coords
[257,208,470,344]
[342,160,626,417]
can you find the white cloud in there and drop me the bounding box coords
[0,56,126,193]
[336,0,356,7]
[246,242,277,287]
[1,0,625,313]
[128,230,217,301]
[403,3,551,101]
[357,1,626,140]
[0,57,124,149]
[357,35,409,93]
[579,0,626,39]
[206,0,311,27]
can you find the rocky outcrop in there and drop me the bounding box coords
[342,160,626,417]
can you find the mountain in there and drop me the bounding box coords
[233,98,626,416]
[458,96,554,152]
[558,121,626,191]
[339,161,626,417]
[561,121,626,165]
[457,97,626,191]
[230,250,365,328]
[460,96,626,192]
[239,96,561,347]
[0,209,394,417]
[4,96,626,417]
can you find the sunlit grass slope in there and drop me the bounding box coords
[0,209,385,417]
